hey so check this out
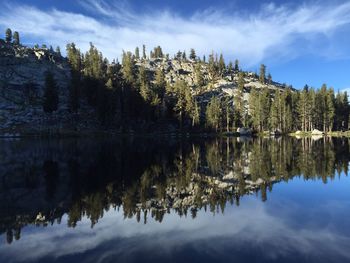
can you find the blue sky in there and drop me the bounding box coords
[0,0,350,92]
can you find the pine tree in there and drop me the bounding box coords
[135,47,140,59]
[234,59,239,71]
[218,54,225,76]
[259,64,266,84]
[195,63,205,87]
[190,101,200,127]
[259,86,271,131]
[326,87,335,132]
[154,68,166,99]
[121,51,136,84]
[249,88,260,131]
[269,91,280,130]
[224,97,232,132]
[208,53,218,80]
[138,66,150,101]
[13,31,20,45]
[228,62,233,72]
[174,80,190,130]
[234,72,244,127]
[142,44,146,59]
[182,50,187,60]
[190,48,196,60]
[267,73,272,85]
[43,72,59,113]
[55,46,61,56]
[5,28,12,43]
[297,87,308,131]
[206,97,221,131]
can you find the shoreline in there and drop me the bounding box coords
[1,129,350,139]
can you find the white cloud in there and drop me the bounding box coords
[0,1,350,66]
[1,196,350,262]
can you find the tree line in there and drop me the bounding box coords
[63,42,350,133]
[2,29,349,133]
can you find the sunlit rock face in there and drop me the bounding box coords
[0,136,349,243]
[0,40,292,135]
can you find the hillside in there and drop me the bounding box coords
[0,34,349,136]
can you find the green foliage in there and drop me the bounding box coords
[234,72,245,127]
[13,31,20,45]
[234,59,239,71]
[152,46,163,58]
[142,44,146,59]
[206,97,221,131]
[259,64,266,84]
[122,51,136,84]
[5,28,12,43]
[218,54,225,76]
[173,80,196,128]
[190,48,196,60]
[55,46,61,56]
[135,47,140,59]
[195,63,206,87]
[9,36,346,133]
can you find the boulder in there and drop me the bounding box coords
[311,129,324,135]
[270,129,282,135]
[237,127,252,135]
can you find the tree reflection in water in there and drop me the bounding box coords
[0,136,349,243]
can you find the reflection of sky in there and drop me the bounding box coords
[1,175,350,263]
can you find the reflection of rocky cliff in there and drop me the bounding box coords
[0,137,349,243]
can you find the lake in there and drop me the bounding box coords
[0,136,349,263]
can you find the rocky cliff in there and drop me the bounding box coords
[0,41,290,136]
[0,40,72,135]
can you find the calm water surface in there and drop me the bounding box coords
[0,137,349,263]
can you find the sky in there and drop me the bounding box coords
[0,0,350,92]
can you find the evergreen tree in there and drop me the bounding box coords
[269,91,281,130]
[154,68,166,99]
[325,87,335,132]
[190,48,196,60]
[135,47,140,59]
[206,97,221,131]
[218,54,225,77]
[13,31,20,45]
[208,53,218,80]
[5,28,12,43]
[55,46,61,56]
[223,97,233,132]
[267,73,272,85]
[259,64,266,84]
[153,46,163,58]
[195,63,205,87]
[43,72,59,113]
[259,86,271,130]
[228,62,233,72]
[249,88,260,131]
[234,59,239,71]
[182,50,187,60]
[122,51,136,84]
[138,66,150,101]
[174,80,191,129]
[190,101,200,127]
[142,44,146,59]
[234,72,244,127]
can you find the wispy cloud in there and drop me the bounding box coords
[0,1,350,66]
